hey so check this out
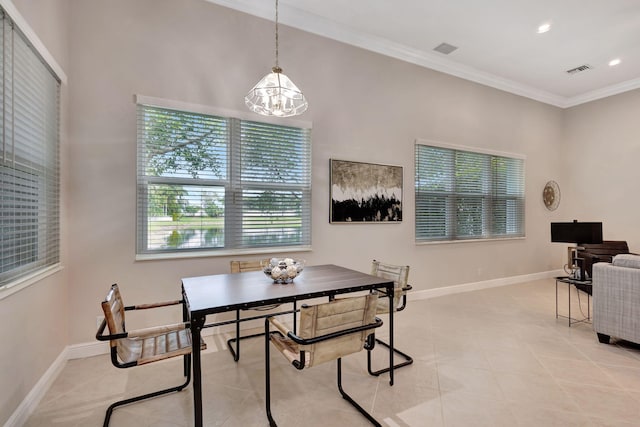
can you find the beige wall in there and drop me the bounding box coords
[14,0,640,421]
[562,89,640,249]
[0,0,69,425]
[64,0,565,344]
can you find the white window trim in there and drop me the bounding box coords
[134,95,311,129]
[415,138,526,161]
[0,0,67,84]
[0,0,64,295]
[415,236,525,246]
[414,138,526,243]
[135,94,313,258]
[0,264,62,300]
[135,246,312,262]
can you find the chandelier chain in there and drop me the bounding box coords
[275,0,279,69]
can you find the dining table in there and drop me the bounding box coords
[181,263,396,427]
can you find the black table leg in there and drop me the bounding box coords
[388,283,394,386]
[191,315,205,427]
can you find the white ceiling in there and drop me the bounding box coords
[207,0,640,108]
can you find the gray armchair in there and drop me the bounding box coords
[592,254,640,345]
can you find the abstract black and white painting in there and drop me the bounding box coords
[330,159,402,223]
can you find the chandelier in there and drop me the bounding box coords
[245,0,308,117]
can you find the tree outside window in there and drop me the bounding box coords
[137,103,311,254]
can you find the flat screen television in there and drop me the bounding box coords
[550,221,603,244]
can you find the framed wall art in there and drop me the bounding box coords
[330,159,403,223]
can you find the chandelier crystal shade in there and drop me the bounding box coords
[245,0,308,117]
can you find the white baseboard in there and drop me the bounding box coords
[3,347,68,427]
[6,270,562,425]
[409,269,563,301]
[66,340,110,360]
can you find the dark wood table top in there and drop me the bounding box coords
[182,264,393,317]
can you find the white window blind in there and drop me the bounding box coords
[0,9,60,287]
[415,142,524,242]
[137,104,311,254]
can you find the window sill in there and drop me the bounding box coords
[136,246,313,261]
[0,264,64,301]
[416,236,525,245]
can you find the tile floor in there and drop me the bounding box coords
[25,279,640,427]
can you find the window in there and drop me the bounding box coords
[0,9,61,287]
[415,141,524,242]
[136,100,312,255]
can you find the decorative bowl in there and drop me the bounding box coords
[262,258,305,284]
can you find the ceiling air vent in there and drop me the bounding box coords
[433,42,458,55]
[566,64,592,75]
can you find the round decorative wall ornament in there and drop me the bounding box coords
[543,180,560,211]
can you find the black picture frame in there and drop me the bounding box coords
[330,159,403,223]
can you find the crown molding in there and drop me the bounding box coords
[563,77,640,108]
[205,0,639,109]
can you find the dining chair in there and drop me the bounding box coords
[367,259,413,376]
[265,293,383,426]
[228,259,280,361]
[95,283,205,427]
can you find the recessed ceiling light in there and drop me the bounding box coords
[609,58,621,67]
[537,23,551,34]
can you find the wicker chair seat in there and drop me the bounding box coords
[375,287,404,314]
[269,332,304,367]
[116,324,196,365]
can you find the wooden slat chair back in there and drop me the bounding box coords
[265,294,383,426]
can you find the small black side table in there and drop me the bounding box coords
[555,276,592,327]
